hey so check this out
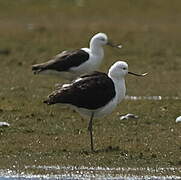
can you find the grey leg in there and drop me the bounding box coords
[88,113,94,152]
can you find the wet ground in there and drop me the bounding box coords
[0,166,181,179]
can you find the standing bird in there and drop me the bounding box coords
[32,32,121,80]
[44,61,147,151]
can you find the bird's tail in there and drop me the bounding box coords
[43,98,55,105]
[32,64,44,74]
[43,90,60,105]
[43,99,53,105]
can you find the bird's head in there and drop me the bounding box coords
[108,61,148,79]
[91,32,108,46]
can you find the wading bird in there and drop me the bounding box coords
[44,61,147,151]
[32,32,121,80]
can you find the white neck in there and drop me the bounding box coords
[108,74,126,104]
[89,40,104,57]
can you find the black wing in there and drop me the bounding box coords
[44,72,116,110]
[32,49,89,73]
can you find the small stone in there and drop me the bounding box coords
[139,152,143,159]
[176,116,181,123]
[120,113,139,120]
[151,154,157,158]
[0,122,10,127]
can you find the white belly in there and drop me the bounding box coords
[74,96,118,119]
[73,79,126,119]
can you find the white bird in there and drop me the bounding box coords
[32,32,121,80]
[43,61,147,151]
[176,116,181,123]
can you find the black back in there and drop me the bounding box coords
[33,49,89,72]
[44,72,116,110]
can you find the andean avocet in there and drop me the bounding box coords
[32,32,121,80]
[43,61,147,151]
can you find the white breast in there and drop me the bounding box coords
[70,48,104,74]
[75,78,126,119]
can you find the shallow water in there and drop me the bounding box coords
[0,166,181,180]
[125,95,181,101]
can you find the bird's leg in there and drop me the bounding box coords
[88,113,94,152]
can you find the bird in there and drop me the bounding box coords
[32,32,122,80]
[43,61,148,151]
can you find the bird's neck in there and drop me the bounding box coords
[109,75,126,104]
[89,41,104,57]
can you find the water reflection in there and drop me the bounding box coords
[125,95,181,100]
[0,166,181,180]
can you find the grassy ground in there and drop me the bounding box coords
[0,0,181,176]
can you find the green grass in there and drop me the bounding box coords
[0,0,181,176]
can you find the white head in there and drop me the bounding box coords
[90,32,108,46]
[108,61,148,79]
[108,61,128,79]
[89,32,122,52]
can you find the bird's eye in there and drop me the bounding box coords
[123,67,127,70]
[99,37,105,41]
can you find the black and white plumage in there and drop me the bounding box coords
[44,61,147,151]
[32,32,121,80]
[32,50,89,73]
[44,71,116,110]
